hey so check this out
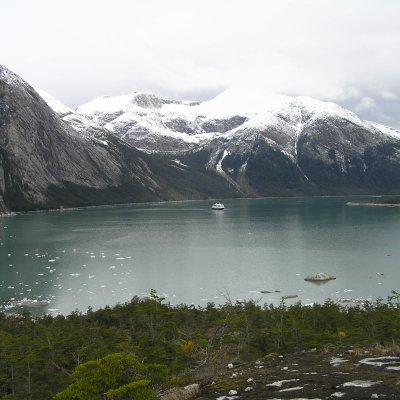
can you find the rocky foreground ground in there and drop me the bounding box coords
[193,347,400,399]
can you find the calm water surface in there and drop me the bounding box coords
[0,197,399,314]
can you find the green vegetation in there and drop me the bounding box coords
[54,353,159,400]
[1,290,400,399]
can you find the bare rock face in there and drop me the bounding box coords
[0,66,150,211]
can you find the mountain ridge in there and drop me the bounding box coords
[2,64,400,213]
[40,83,400,197]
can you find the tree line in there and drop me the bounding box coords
[1,290,400,399]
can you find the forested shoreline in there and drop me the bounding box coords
[1,291,400,399]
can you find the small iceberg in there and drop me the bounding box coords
[18,298,50,308]
[304,272,336,282]
[281,294,299,300]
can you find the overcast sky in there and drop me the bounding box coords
[2,0,400,127]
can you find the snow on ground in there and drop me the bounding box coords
[36,90,74,116]
[359,357,400,367]
[342,380,381,388]
[171,159,190,168]
[367,121,400,139]
[266,379,300,388]
[330,357,349,367]
[77,93,139,116]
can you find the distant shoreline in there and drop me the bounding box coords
[3,194,400,216]
[347,202,400,207]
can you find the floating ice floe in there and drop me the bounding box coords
[338,298,353,304]
[282,294,298,300]
[18,298,50,308]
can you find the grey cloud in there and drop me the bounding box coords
[1,0,400,127]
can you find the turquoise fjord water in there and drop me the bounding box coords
[0,197,399,315]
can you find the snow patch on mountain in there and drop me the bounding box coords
[213,149,240,190]
[0,65,27,88]
[36,90,74,117]
[367,121,400,139]
[195,87,291,116]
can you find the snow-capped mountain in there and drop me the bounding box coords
[50,87,399,154]
[1,64,400,215]
[41,86,400,197]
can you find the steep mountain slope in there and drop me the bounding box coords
[0,66,236,213]
[50,87,400,196]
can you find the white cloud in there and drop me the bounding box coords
[355,97,376,112]
[1,0,400,127]
[380,91,398,100]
